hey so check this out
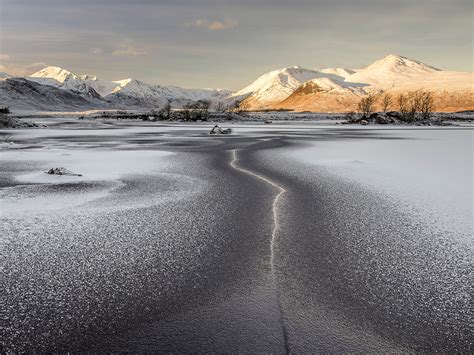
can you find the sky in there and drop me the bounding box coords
[0,0,472,90]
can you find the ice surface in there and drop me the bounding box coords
[1,121,471,352]
[286,129,473,240]
[1,149,173,183]
[0,148,175,217]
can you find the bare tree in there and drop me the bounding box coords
[181,100,211,121]
[398,93,409,121]
[195,100,211,121]
[398,90,434,122]
[408,90,423,122]
[419,91,434,120]
[182,102,193,121]
[381,93,392,112]
[215,101,226,113]
[357,94,377,118]
[163,100,171,120]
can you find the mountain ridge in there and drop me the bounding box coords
[0,54,472,112]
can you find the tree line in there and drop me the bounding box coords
[356,90,435,122]
[149,99,246,122]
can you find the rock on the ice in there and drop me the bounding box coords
[209,125,232,135]
[45,167,83,176]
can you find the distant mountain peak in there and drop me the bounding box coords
[383,53,405,60]
[30,66,77,83]
[365,54,440,73]
[234,65,320,103]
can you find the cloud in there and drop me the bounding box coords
[0,62,49,76]
[189,18,238,31]
[112,44,147,57]
[0,54,10,61]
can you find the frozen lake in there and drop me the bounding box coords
[1,120,472,352]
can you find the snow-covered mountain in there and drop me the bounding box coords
[109,78,231,107]
[232,65,369,109]
[232,66,322,106]
[240,55,473,112]
[26,66,231,108]
[30,66,76,83]
[2,66,234,112]
[29,67,102,98]
[344,54,441,89]
[0,55,472,113]
[0,77,108,112]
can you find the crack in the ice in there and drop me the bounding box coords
[230,149,290,354]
